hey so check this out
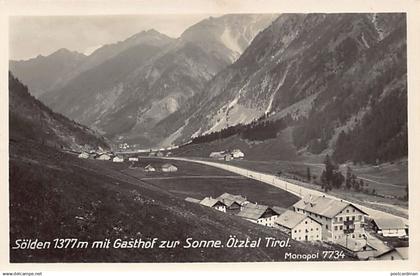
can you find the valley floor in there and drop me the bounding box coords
[9,140,352,262]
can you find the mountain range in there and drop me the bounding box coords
[10,14,277,147]
[157,13,407,164]
[9,13,407,164]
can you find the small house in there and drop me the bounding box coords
[199,197,227,212]
[237,203,280,227]
[371,217,407,238]
[275,210,322,241]
[217,193,248,214]
[144,164,156,172]
[113,156,124,163]
[209,151,226,159]
[231,149,245,159]
[128,157,139,162]
[96,153,111,160]
[78,152,90,159]
[224,154,232,161]
[162,163,177,172]
[335,232,391,260]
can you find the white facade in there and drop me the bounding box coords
[97,154,111,160]
[294,203,367,242]
[113,156,124,162]
[78,152,89,159]
[162,164,178,172]
[231,149,244,159]
[290,217,322,241]
[257,215,279,227]
[128,157,139,162]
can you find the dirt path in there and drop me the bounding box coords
[140,175,245,180]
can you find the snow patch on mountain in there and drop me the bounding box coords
[220,27,242,59]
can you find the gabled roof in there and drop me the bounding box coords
[276,210,320,229]
[162,163,176,168]
[237,203,273,220]
[272,206,287,215]
[199,197,226,208]
[373,217,407,230]
[145,164,155,168]
[217,193,247,206]
[336,232,390,254]
[293,195,367,218]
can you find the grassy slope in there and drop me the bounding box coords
[10,140,352,262]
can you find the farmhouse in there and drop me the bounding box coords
[144,164,156,172]
[96,153,111,160]
[275,210,322,241]
[231,149,245,159]
[293,195,368,241]
[375,247,408,260]
[199,197,227,212]
[162,163,178,172]
[112,156,124,163]
[335,232,390,260]
[371,217,407,238]
[128,157,139,162]
[217,193,248,214]
[209,151,226,159]
[237,203,280,227]
[78,152,89,159]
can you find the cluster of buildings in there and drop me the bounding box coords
[186,192,408,260]
[144,163,178,173]
[209,149,245,161]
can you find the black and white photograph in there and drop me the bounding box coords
[2,0,420,273]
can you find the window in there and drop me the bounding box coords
[294,230,297,233]
[334,226,338,231]
[339,217,343,222]
[316,228,318,231]
[352,216,355,221]
[358,215,362,220]
[311,228,313,231]
[326,225,329,230]
[346,209,349,213]
[339,226,343,230]
[353,208,355,213]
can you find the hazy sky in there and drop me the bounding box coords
[9,14,215,60]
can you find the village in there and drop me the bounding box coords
[75,146,408,261]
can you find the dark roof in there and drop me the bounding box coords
[237,203,271,220]
[199,197,226,208]
[217,193,247,206]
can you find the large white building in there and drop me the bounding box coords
[275,210,322,241]
[293,195,368,241]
